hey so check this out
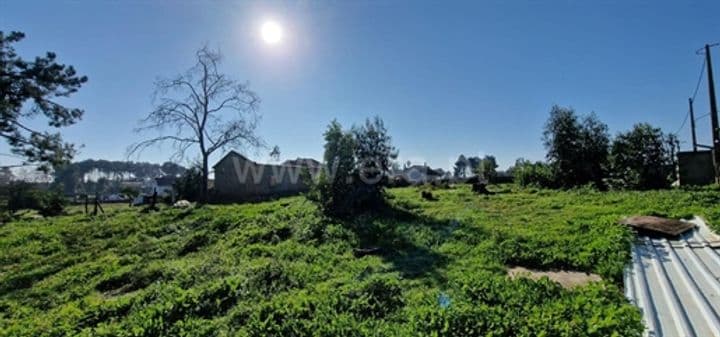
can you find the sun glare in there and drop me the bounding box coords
[261,21,283,45]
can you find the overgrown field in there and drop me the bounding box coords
[1,185,719,336]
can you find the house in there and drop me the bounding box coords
[212,151,322,202]
[102,193,129,202]
[401,165,443,184]
[152,175,176,197]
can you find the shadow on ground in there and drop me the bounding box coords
[337,202,487,282]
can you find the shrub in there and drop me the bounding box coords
[512,159,555,188]
[336,274,404,319]
[6,181,39,212]
[245,261,301,295]
[35,188,67,217]
[5,182,66,216]
[174,165,203,202]
[309,117,397,217]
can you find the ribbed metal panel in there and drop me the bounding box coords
[625,217,720,337]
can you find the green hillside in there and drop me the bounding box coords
[2,185,719,337]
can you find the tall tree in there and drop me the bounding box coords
[467,156,481,174]
[352,117,398,204]
[478,155,498,182]
[308,120,356,217]
[543,105,583,187]
[353,117,398,184]
[129,47,262,202]
[609,123,675,189]
[579,113,610,187]
[454,154,468,178]
[0,31,88,171]
[542,105,609,188]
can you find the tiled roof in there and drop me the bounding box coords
[624,217,720,337]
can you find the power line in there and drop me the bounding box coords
[674,110,690,135]
[691,58,706,101]
[676,53,712,137]
[696,112,711,120]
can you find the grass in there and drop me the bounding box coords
[0,184,718,336]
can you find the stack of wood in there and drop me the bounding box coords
[619,215,695,237]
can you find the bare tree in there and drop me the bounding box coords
[129,47,262,202]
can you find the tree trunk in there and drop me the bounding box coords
[201,155,209,204]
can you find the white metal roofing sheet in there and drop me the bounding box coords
[625,217,720,337]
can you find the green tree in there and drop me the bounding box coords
[478,155,498,182]
[454,155,468,178]
[467,156,481,174]
[6,181,66,216]
[309,117,397,217]
[308,120,356,216]
[609,123,675,189]
[174,165,203,202]
[579,113,610,187]
[352,117,398,204]
[0,31,87,171]
[542,105,609,188]
[511,158,555,188]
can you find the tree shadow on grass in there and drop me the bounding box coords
[338,202,486,282]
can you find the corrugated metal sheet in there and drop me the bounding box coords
[625,217,720,337]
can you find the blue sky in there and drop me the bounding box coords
[2,0,719,171]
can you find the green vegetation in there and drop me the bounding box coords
[528,105,678,190]
[0,31,87,170]
[309,117,397,217]
[1,185,719,336]
[4,182,67,217]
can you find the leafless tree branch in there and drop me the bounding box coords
[127,46,263,202]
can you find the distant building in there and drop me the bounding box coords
[152,175,177,198]
[401,165,443,184]
[213,151,322,202]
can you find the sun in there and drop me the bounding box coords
[261,21,283,45]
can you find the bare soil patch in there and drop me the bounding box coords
[507,266,602,289]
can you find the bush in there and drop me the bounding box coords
[512,159,555,188]
[6,181,39,212]
[175,165,202,202]
[35,188,67,217]
[5,182,66,216]
[309,118,397,217]
[336,274,404,319]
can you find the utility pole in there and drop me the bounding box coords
[689,97,698,152]
[705,44,720,183]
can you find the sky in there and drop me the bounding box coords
[1,0,719,171]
